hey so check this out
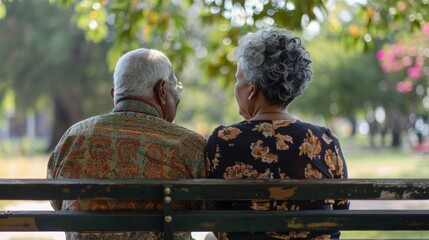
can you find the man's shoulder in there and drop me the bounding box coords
[169,123,205,144]
[66,114,110,134]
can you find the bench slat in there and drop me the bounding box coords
[1,179,428,200]
[2,179,429,240]
[1,210,429,231]
[0,211,161,231]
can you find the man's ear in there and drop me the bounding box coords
[154,80,167,106]
[248,81,258,100]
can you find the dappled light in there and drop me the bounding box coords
[0,0,429,239]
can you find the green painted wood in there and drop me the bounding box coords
[0,179,163,200]
[1,210,429,231]
[174,210,429,231]
[163,185,174,240]
[0,211,162,231]
[172,178,429,200]
[0,179,428,200]
[1,178,429,239]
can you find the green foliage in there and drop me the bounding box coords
[2,0,427,84]
[0,0,427,145]
[0,2,6,19]
[41,0,329,83]
[335,0,429,50]
[4,0,424,88]
[74,0,109,42]
[0,0,112,118]
[290,33,385,122]
[204,0,326,30]
[50,0,199,72]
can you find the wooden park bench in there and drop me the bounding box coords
[1,178,429,239]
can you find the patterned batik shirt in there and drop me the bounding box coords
[47,99,206,240]
[205,119,349,240]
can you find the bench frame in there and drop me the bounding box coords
[1,179,429,239]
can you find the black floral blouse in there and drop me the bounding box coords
[205,119,349,240]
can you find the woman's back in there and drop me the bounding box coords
[206,26,349,240]
[205,119,348,240]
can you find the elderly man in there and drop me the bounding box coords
[47,48,206,240]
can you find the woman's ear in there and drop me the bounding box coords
[110,88,115,104]
[248,81,258,100]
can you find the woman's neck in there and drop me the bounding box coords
[249,108,294,121]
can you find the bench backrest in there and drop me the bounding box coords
[1,178,429,240]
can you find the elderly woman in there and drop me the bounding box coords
[205,27,349,240]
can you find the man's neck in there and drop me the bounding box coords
[115,96,163,118]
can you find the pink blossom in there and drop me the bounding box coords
[381,63,391,72]
[393,62,403,71]
[386,52,396,62]
[377,50,384,61]
[393,43,404,55]
[416,56,424,66]
[396,1,406,11]
[408,65,421,79]
[407,47,417,56]
[422,23,429,35]
[396,81,413,93]
[401,56,412,66]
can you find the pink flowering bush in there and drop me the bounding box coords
[377,23,429,93]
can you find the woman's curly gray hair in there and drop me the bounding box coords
[233,27,312,108]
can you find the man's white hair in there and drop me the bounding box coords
[113,48,173,104]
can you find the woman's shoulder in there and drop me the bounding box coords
[210,119,326,133]
[273,119,334,137]
[207,121,251,140]
[208,119,336,140]
[214,120,258,131]
[292,120,322,130]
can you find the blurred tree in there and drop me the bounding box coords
[0,0,328,85]
[290,33,385,135]
[376,24,429,147]
[332,1,429,148]
[377,25,429,114]
[338,0,429,50]
[0,1,112,150]
[284,1,385,138]
[310,0,428,148]
[1,0,428,150]
[1,0,425,82]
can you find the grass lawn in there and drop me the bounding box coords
[339,136,429,239]
[346,149,429,178]
[1,135,428,239]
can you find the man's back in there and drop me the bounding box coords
[48,99,206,240]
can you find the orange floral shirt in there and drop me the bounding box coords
[205,119,349,240]
[47,99,206,240]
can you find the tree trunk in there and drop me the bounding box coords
[386,107,407,149]
[391,130,401,148]
[47,94,83,152]
[368,120,378,148]
[348,115,357,136]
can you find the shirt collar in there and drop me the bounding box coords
[112,99,160,117]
